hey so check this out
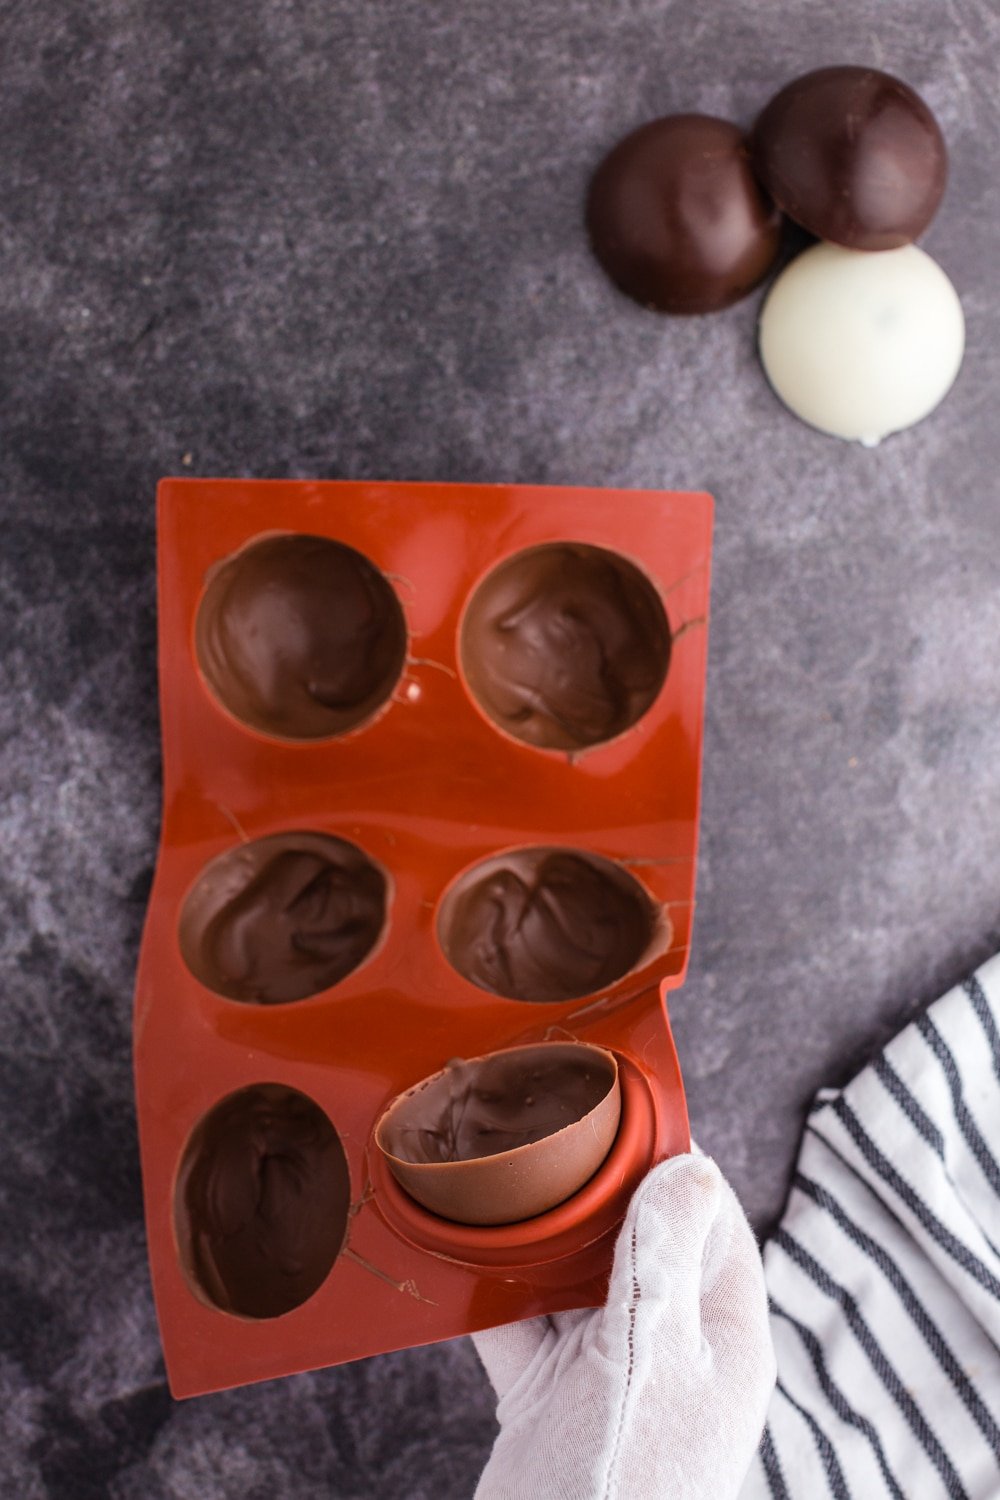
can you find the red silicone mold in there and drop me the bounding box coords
[134,478,712,1397]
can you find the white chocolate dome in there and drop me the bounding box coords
[758,242,964,445]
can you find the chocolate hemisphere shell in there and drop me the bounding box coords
[195,533,407,740]
[175,1084,351,1318]
[460,542,671,752]
[751,66,947,250]
[438,848,658,1003]
[178,832,389,1003]
[586,114,782,314]
[375,1043,621,1226]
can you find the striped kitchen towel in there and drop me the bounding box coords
[740,952,1000,1500]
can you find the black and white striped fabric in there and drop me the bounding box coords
[740,955,1000,1500]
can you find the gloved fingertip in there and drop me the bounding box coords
[605,1154,742,1311]
[630,1151,725,1232]
[470,1315,549,1399]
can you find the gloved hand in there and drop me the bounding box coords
[472,1154,775,1500]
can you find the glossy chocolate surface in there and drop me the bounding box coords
[380,1044,617,1163]
[461,542,670,751]
[439,848,656,1002]
[195,533,407,739]
[175,1085,350,1319]
[179,832,387,1003]
[751,66,947,250]
[586,114,782,314]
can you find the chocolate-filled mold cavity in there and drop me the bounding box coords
[375,1043,621,1225]
[175,1084,350,1319]
[438,848,658,1003]
[179,832,388,1004]
[195,533,407,739]
[460,543,671,752]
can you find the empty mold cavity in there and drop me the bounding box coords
[437,847,657,1003]
[174,1084,350,1319]
[195,533,407,740]
[179,832,388,1004]
[460,542,671,752]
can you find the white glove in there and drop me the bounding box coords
[472,1154,776,1500]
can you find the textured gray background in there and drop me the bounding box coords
[2,0,999,1495]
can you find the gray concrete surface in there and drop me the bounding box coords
[2,0,999,1495]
